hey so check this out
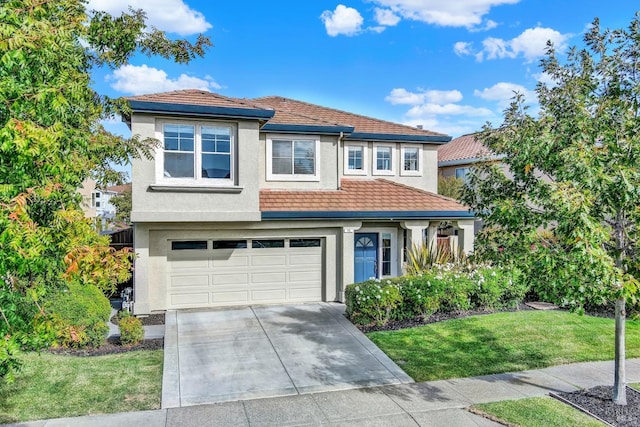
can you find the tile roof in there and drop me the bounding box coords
[253,96,446,137]
[127,89,270,111]
[260,179,468,213]
[437,133,491,163]
[106,183,131,193]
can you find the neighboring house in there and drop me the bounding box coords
[437,132,498,183]
[124,90,475,315]
[78,180,131,228]
[79,178,97,218]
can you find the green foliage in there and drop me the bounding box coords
[438,175,464,199]
[118,316,144,346]
[404,242,464,276]
[0,1,210,380]
[45,283,111,348]
[345,265,527,326]
[345,280,402,326]
[0,336,21,384]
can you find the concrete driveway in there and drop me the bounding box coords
[162,303,413,408]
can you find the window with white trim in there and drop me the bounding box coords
[159,122,235,185]
[456,167,470,183]
[266,135,320,181]
[344,143,367,175]
[373,144,395,175]
[400,145,423,176]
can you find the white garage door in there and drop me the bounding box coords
[167,238,323,308]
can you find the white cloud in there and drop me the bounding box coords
[374,8,401,26]
[368,0,519,29]
[385,88,463,105]
[474,82,536,106]
[108,64,221,95]
[453,41,473,56]
[320,5,364,37]
[87,0,211,36]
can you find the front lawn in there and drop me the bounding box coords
[367,310,640,381]
[471,397,606,427]
[0,350,163,423]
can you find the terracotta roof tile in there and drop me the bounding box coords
[127,89,271,111]
[260,179,468,213]
[106,183,131,193]
[438,133,491,162]
[253,96,446,137]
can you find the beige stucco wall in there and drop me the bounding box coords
[130,113,262,222]
[78,178,96,218]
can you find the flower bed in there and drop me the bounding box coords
[345,264,527,326]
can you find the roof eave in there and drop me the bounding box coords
[128,100,275,120]
[261,210,475,220]
[261,123,355,135]
[346,132,451,144]
[438,154,504,167]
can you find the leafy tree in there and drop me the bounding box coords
[0,0,211,380]
[463,15,640,405]
[438,175,464,199]
[110,188,132,224]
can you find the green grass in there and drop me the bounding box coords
[367,310,640,381]
[0,350,163,423]
[472,397,605,426]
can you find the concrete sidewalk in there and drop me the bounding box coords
[9,358,640,427]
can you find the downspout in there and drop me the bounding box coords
[337,131,344,190]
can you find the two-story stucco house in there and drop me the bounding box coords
[124,90,475,315]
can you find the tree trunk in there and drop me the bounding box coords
[613,296,627,405]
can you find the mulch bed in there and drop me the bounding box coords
[356,304,532,333]
[46,338,164,357]
[556,386,640,426]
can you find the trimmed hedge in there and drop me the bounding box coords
[45,283,111,348]
[345,264,527,326]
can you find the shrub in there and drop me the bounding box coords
[345,280,402,326]
[45,283,111,348]
[119,316,144,346]
[0,336,21,383]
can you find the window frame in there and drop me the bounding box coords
[400,144,423,176]
[266,134,320,181]
[373,143,396,176]
[343,142,368,176]
[455,167,470,183]
[155,119,236,186]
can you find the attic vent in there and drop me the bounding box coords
[416,125,423,129]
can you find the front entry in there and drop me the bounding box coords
[354,233,378,283]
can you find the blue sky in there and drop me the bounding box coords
[90,0,639,140]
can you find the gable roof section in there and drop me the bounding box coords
[127,89,275,121]
[260,179,473,220]
[438,133,495,167]
[253,96,451,143]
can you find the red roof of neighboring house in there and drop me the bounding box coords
[254,96,446,137]
[127,89,268,111]
[438,133,491,163]
[260,179,467,212]
[106,183,132,193]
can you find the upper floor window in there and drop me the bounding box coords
[401,145,422,176]
[344,143,367,175]
[373,144,395,175]
[266,135,320,181]
[159,122,235,185]
[456,167,470,183]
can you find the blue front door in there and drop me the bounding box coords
[354,233,378,283]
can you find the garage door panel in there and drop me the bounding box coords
[289,287,322,300]
[251,272,287,283]
[288,270,322,282]
[170,292,210,306]
[212,255,249,267]
[171,275,209,287]
[212,273,249,285]
[251,289,287,301]
[289,254,322,266]
[212,291,250,304]
[251,255,286,266]
[168,238,323,309]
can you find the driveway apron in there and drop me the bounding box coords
[162,303,412,408]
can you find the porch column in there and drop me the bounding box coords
[340,222,362,301]
[133,223,151,315]
[400,221,428,250]
[426,222,440,250]
[455,220,475,255]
